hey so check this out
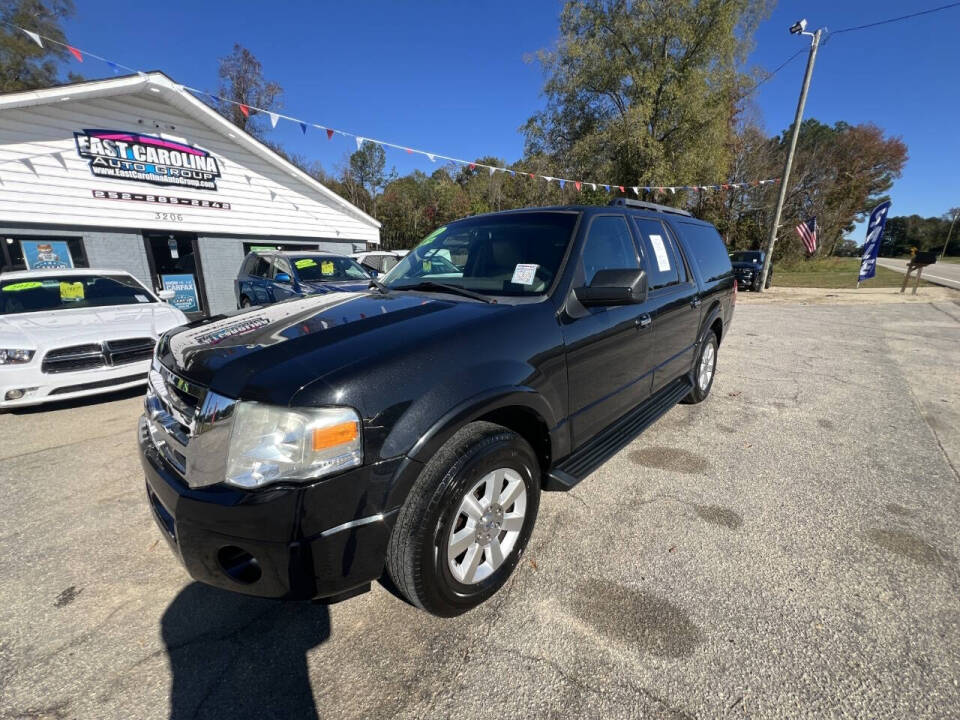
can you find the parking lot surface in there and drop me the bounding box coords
[1,296,959,719]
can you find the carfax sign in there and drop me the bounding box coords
[21,240,74,270]
[161,274,200,313]
[75,129,221,191]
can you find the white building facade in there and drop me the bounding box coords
[0,72,380,318]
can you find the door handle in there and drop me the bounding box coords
[635,314,652,328]
[691,297,702,308]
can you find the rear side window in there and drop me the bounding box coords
[580,215,640,285]
[250,257,270,277]
[633,218,682,290]
[674,222,732,282]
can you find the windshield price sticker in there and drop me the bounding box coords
[59,282,85,301]
[295,259,317,269]
[511,263,539,285]
[320,261,335,275]
[2,281,43,292]
[135,294,150,303]
[649,234,671,272]
[423,260,432,272]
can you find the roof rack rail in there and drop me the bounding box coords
[607,198,692,217]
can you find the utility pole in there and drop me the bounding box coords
[941,208,958,259]
[758,21,822,292]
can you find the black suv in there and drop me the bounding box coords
[139,200,735,616]
[730,250,771,291]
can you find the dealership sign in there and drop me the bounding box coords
[75,129,221,191]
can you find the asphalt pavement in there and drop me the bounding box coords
[1,295,959,719]
[877,257,960,290]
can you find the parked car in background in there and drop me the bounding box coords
[140,199,735,616]
[351,250,401,276]
[234,251,372,308]
[0,269,187,409]
[729,250,771,290]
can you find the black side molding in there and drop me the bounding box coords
[544,377,693,490]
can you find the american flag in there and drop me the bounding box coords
[796,217,817,254]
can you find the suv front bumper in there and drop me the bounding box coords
[138,416,416,600]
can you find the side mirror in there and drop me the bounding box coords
[575,268,648,306]
[157,289,176,301]
[368,269,378,278]
[275,272,292,284]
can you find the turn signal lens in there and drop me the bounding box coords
[312,421,358,451]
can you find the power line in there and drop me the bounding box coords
[831,1,960,35]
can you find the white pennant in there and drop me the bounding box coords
[269,112,279,129]
[544,176,553,183]
[668,187,676,194]
[356,137,364,150]
[632,187,640,196]
[22,29,43,48]
[426,153,436,162]
[590,183,596,191]
[488,166,496,176]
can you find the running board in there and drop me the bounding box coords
[545,377,693,490]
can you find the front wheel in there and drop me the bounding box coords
[682,332,718,404]
[386,422,540,616]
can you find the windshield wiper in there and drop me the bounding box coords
[368,277,389,294]
[391,281,495,304]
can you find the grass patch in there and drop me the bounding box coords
[939,256,960,264]
[773,257,926,289]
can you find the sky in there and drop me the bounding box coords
[59,1,960,233]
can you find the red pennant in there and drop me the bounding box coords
[326,128,334,140]
[529,173,535,179]
[469,163,476,170]
[406,148,413,154]
[618,185,625,193]
[722,184,730,190]
[239,104,250,118]
[575,181,581,191]
[68,46,83,62]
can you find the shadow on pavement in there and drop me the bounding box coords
[162,583,330,720]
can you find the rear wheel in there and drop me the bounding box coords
[386,422,540,616]
[682,332,718,404]
[240,295,252,308]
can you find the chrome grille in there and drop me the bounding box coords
[143,360,237,487]
[42,338,157,374]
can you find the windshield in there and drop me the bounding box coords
[0,274,155,314]
[730,251,762,263]
[292,256,370,282]
[381,212,577,296]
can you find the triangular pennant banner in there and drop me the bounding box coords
[67,46,83,62]
[106,60,120,73]
[529,173,535,179]
[425,153,435,162]
[239,104,250,118]
[632,186,640,195]
[544,177,553,183]
[22,29,43,48]
[269,112,279,128]
[575,181,582,191]
[590,183,596,191]
[603,185,610,191]
[326,128,334,140]
[299,122,307,135]
[559,180,566,189]
[469,163,476,170]
[489,166,496,176]
[668,187,676,194]
[618,185,625,193]
[356,137,364,150]
[405,148,414,154]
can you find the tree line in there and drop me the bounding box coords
[5,0,947,260]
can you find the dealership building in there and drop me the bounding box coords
[0,72,381,319]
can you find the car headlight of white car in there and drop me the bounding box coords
[224,403,362,489]
[0,348,35,365]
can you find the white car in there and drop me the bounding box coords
[350,250,401,276]
[0,268,188,409]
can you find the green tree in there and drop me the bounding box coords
[0,0,74,92]
[216,44,282,139]
[343,142,395,216]
[524,0,772,191]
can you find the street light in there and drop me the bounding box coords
[758,20,823,292]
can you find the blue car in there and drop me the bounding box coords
[234,251,373,308]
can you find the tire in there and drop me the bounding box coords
[240,295,252,308]
[682,331,719,404]
[751,275,762,292]
[386,421,541,617]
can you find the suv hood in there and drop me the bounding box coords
[158,291,505,401]
[0,304,187,350]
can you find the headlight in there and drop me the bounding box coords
[225,403,362,488]
[0,348,35,365]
